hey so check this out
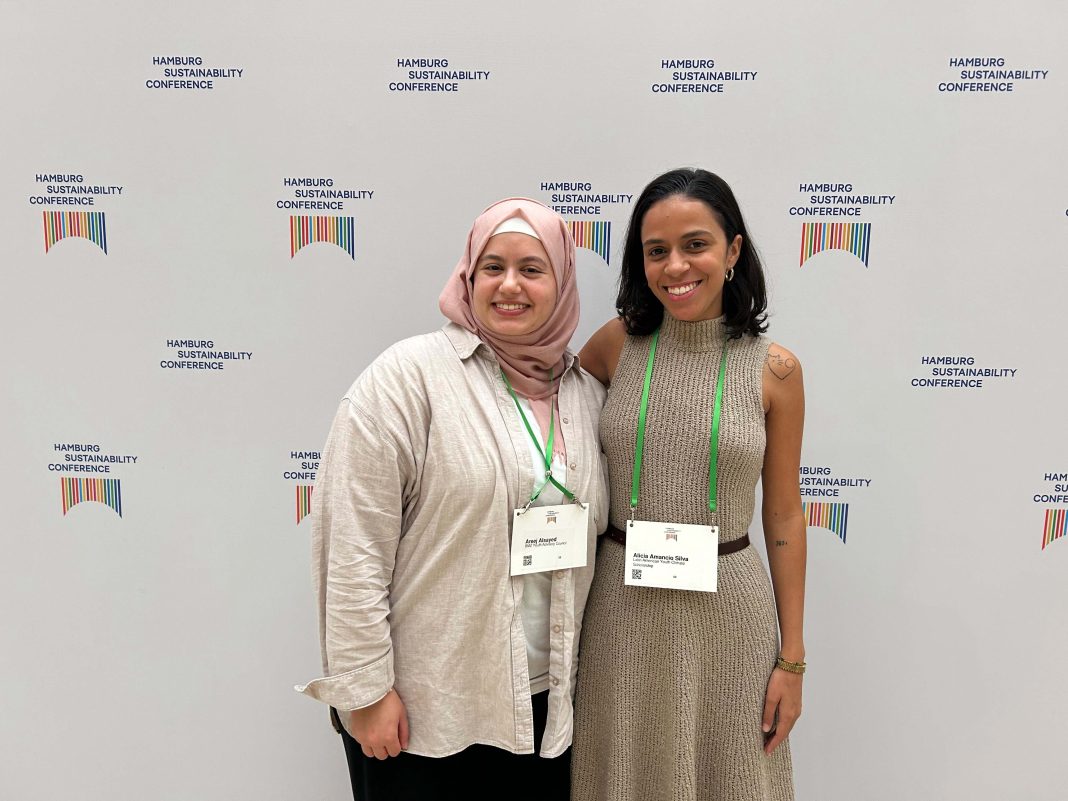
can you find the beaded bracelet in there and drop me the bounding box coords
[775,656,806,674]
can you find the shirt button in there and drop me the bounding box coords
[555,571,566,579]
[569,462,577,470]
[551,677,560,686]
[552,624,562,633]
[562,417,570,424]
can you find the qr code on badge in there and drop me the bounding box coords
[631,568,642,580]
[523,555,532,567]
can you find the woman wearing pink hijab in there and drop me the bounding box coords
[298,198,608,801]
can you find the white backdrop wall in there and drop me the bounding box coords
[2,1,1067,799]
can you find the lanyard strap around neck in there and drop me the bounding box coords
[501,370,575,503]
[630,328,729,517]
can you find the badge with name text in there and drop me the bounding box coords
[510,503,589,575]
[624,521,719,592]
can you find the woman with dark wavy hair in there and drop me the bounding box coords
[571,168,806,800]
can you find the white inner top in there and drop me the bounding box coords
[516,396,567,695]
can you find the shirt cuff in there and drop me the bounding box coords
[294,652,395,711]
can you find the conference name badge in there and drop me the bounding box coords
[624,521,719,592]
[510,503,589,576]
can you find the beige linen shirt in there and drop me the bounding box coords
[297,323,608,757]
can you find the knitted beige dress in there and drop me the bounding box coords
[571,315,794,801]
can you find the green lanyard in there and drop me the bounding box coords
[630,328,729,519]
[501,370,576,505]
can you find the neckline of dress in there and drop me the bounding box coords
[658,313,727,353]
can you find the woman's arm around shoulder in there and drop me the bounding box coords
[759,341,807,756]
[578,318,627,387]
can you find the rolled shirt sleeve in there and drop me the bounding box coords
[296,397,406,711]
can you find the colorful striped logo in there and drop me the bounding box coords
[61,477,122,517]
[568,220,611,265]
[802,501,848,543]
[799,222,870,267]
[1041,508,1067,550]
[43,211,108,254]
[296,484,313,524]
[290,215,355,259]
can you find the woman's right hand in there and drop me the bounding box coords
[349,688,410,760]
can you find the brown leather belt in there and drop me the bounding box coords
[605,524,750,555]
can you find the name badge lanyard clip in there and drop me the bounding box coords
[501,370,582,513]
[629,328,729,524]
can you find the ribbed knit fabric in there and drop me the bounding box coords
[571,315,794,801]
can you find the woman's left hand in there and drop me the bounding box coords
[761,667,803,756]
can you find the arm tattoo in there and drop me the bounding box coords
[775,540,788,547]
[767,351,797,381]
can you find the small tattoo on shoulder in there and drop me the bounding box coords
[775,540,788,547]
[767,352,797,381]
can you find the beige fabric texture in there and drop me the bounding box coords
[571,315,795,801]
[297,323,609,758]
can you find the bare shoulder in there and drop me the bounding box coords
[762,342,804,412]
[579,318,627,386]
[765,342,802,382]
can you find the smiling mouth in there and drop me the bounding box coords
[493,302,529,312]
[665,281,701,297]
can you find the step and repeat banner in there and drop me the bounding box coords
[2,1,1066,799]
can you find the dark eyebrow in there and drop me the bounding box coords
[642,229,715,247]
[477,252,549,266]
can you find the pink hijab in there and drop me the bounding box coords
[439,198,579,455]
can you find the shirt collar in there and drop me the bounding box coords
[442,322,576,372]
